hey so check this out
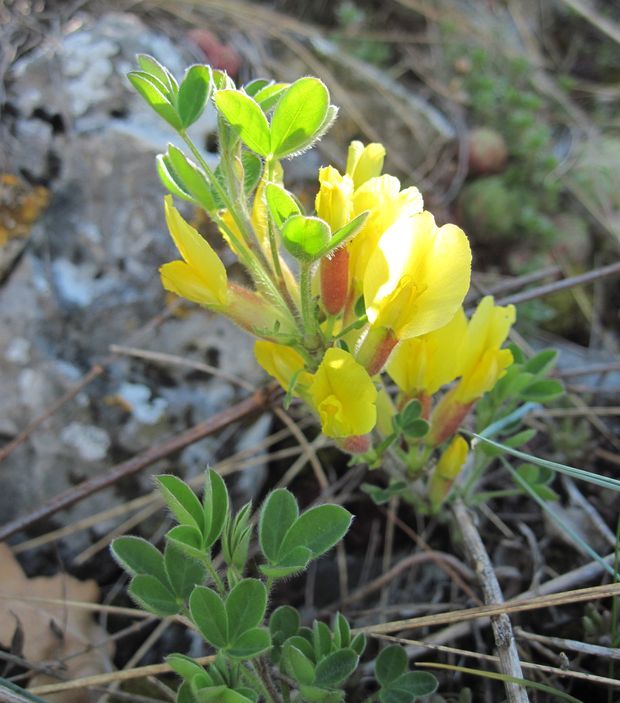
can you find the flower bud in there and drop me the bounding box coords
[320,247,349,315]
[429,435,469,511]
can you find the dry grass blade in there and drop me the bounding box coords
[374,633,620,688]
[29,656,215,696]
[355,582,620,635]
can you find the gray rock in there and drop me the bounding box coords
[0,12,269,550]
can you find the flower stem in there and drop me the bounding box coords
[300,261,321,353]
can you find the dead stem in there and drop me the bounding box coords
[452,499,529,703]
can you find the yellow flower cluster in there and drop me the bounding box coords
[159,141,514,452]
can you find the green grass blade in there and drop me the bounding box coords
[416,662,583,703]
[504,458,618,579]
[469,432,620,491]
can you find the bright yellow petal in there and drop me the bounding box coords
[163,196,228,305]
[364,213,471,339]
[346,141,386,189]
[459,296,516,378]
[254,340,306,392]
[160,261,226,307]
[348,176,424,284]
[308,348,377,437]
[315,166,354,231]
[436,435,469,479]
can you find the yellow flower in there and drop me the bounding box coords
[453,296,516,403]
[254,341,307,393]
[308,348,377,438]
[364,211,471,340]
[386,310,468,396]
[348,175,423,285]
[160,196,228,307]
[345,141,386,189]
[429,435,469,511]
[315,166,354,231]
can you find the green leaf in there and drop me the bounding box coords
[335,613,350,648]
[128,72,182,130]
[284,643,316,685]
[254,82,288,111]
[519,379,564,402]
[226,579,267,641]
[259,488,299,562]
[507,343,526,365]
[177,681,195,703]
[259,549,312,578]
[315,211,370,258]
[313,621,332,659]
[314,648,358,687]
[111,536,166,582]
[269,605,300,641]
[242,152,263,196]
[236,689,258,703]
[194,686,254,703]
[157,154,194,203]
[166,653,209,683]
[287,634,315,660]
[177,64,212,128]
[129,574,179,616]
[350,632,366,656]
[189,586,228,648]
[166,146,217,212]
[227,627,271,659]
[281,215,330,260]
[380,671,438,703]
[280,504,352,559]
[157,474,204,532]
[299,686,344,703]
[402,418,429,439]
[523,349,557,376]
[264,184,301,228]
[244,78,270,97]
[214,90,271,156]
[205,469,229,549]
[222,502,252,571]
[164,542,207,600]
[166,524,205,561]
[136,54,178,95]
[375,645,407,687]
[270,77,329,158]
